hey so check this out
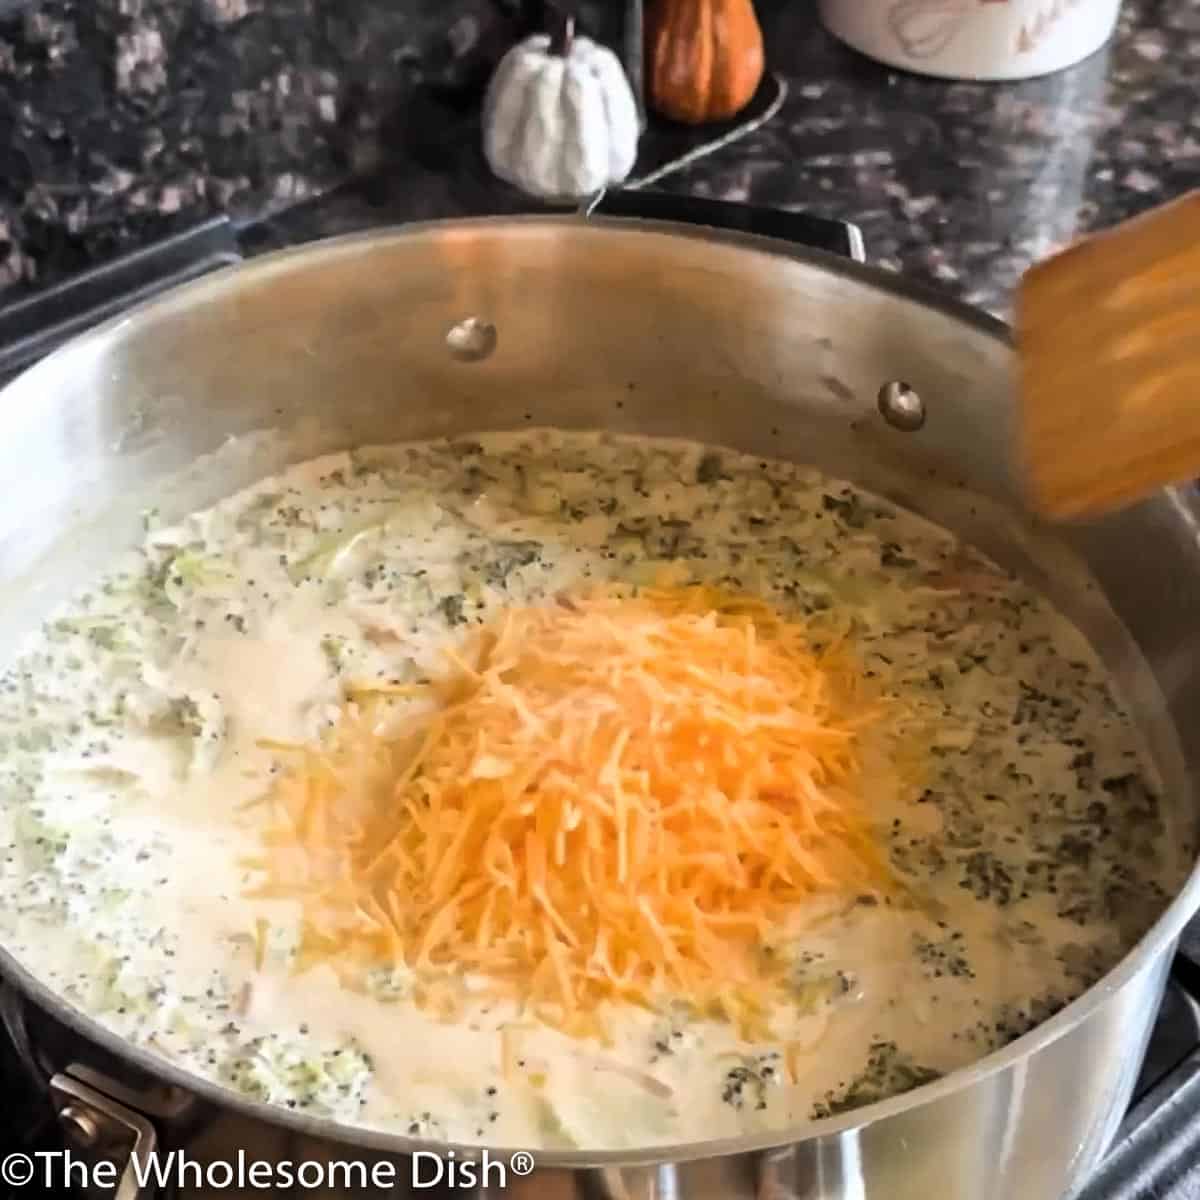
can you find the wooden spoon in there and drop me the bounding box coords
[1016,189,1200,521]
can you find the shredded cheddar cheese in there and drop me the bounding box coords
[253,585,899,1038]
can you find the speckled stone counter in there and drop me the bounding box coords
[2,0,1200,317]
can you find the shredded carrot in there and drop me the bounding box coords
[251,584,900,1038]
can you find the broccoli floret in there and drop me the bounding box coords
[811,1041,940,1119]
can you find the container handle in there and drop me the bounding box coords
[579,188,866,263]
[49,1071,160,1200]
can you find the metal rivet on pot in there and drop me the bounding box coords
[877,381,925,431]
[59,1104,101,1148]
[446,317,497,362]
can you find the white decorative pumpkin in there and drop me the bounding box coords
[483,19,640,201]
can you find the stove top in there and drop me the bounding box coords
[0,181,1199,1200]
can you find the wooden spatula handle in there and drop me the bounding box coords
[1017,190,1200,520]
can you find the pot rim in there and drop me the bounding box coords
[2,214,1197,1166]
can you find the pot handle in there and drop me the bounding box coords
[582,188,867,263]
[48,1071,160,1200]
[0,216,242,388]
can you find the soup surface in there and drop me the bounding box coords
[0,431,1183,1149]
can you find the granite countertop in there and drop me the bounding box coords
[2,0,1200,318]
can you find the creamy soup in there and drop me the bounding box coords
[0,431,1184,1149]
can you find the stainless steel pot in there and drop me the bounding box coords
[2,205,1199,1200]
